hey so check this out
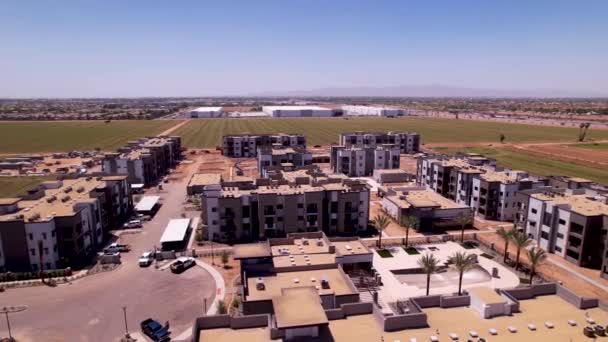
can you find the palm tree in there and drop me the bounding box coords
[511,231,532,270]
[451,251,476,295]
[373,214,390,249]
[496,226,513,263]
[455,211,474,243]
[418,254,440,296]
[527,247,547,284]
[401,215,419,247]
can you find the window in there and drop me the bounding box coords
[52,230,56,237]
[540,231,549,240]
[44,247,49,255]
[558,219,566,225]
[557,232,564,239]
[276,204,283,210]
[297,203,303,208]
[531,208,538,214]
[555,246,562,252]
[28,233,33,241]
[211,207,217,212]
[42,233,47,240]
[30,249,36,256]
[45,263,51,270]
[53,245,58,252]
[277,217,283,222]
[529,221,537,227]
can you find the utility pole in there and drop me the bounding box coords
[1,306,27,341]
[122,306,130,338]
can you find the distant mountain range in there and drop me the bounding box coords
[251,84,607,98]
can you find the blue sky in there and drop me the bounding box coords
[1,1,607,98]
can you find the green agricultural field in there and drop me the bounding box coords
[573,143,608,150]
[0,121,178,154]
[0,176,54,198]
[432,146,608,185]
[173,117,608,148]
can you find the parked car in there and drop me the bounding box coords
[170,257,195,273]
[103,243,130,254]
[124,219,143,228]
[139,251,154,267]
[140,318,170,342]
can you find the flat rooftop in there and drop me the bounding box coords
[191,106,223,112]
[201,294,608,342]
[245,268,356,301]
[481,169,525,183]
[386,189,467,210]
[468,287,506,305]
[272,253,336,268]
[188,173,221,187]
[263,106,330,111]
[331,239,372,257]
[272,287,328,329]
[531,192,608,216]
[0,177,123,222]
[271,238,330,256]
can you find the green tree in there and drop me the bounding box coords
[217,300,227,314]
[455,211,474,243]
[418,254,440,296]
[451,251,476,295]
[511,231,532,270]
[499,133,506,143]
[496,226,513,263]
[527,247,547,284]
[221,250,229,268]
[373,214,391,249]
[401,215,419,247]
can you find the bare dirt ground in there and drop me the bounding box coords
[156,119,189,136]
[399,154,418,174]
[510,143,608,166]
[478,232,608,303]
[421,111,608,129]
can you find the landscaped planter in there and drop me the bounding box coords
[376,249,393,258]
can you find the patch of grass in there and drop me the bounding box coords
[0,121,177,153]
[173,117,608,148]
[574,143,608,150]
[403,246,420,255]
[461,241,478,249]
[437,146,608,185]
[480,253,495,259]
[376,249,394,258]
[0,176,54,197]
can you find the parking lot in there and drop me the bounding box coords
[0,160,216,342]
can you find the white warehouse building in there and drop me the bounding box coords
[262,106,334,118]
[342,105,404,117]
[188,107,224,118]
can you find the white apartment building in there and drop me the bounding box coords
[262,106,334,118]
[342,105,404,117]
[330,145,400,177]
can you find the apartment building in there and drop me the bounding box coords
[222,133,306,158]
[339,131,420,154]
[380,185,472,231]
[262,106,335,118]
[102,136,182,186]
[0,176,132,272]
[342,105,404,117]
[417,155,545,221]
[200,171,370,242]
[257,146,313,177]
[330,145,400,177]
[516,188,608,270]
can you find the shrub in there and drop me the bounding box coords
[232,297,240,309]
[217,300,227,314]
[404,247,420,255]
[376,249,393,258]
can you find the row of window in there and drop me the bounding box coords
[28,230,56,241]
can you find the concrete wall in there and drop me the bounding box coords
[230,314,269,329]
[557,284,599,309]
[193,314,269,342]
[243,299,274,315]
[325,308,346,320]
[440,294,470,308]
[341,302,373,316]
[335,294,361,308]
[411,295,441,308]
[383,312,428,331]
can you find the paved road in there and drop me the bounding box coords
[0,164,214,342]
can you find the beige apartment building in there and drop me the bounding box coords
[222,133,306,158]
[330,145,400,177]
[102,136,182,186]
[257,146,313,177]
[339,131,420,154]
[0,176,132,272]
[200,169,370,242]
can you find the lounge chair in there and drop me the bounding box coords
[586,317,595,324]
[488,328,497,335]
[545,321,554,329]
[527,324,536,331]
[595,325,606,336]
[567,320,577,326]
[409,338,417,342]
[429,336,439,342]
[469,331,478,338]
[508,326,517,333]
[448,332,458,340]
[583,326,595,338]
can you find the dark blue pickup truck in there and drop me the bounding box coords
[140,318,171,342]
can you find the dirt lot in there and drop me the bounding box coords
[511,143,608,167]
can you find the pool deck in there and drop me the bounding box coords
[373,241,520,313]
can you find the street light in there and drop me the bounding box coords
[1,305,27,341]
[122,306,130,338]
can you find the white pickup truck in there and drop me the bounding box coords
[139,251,155,267]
